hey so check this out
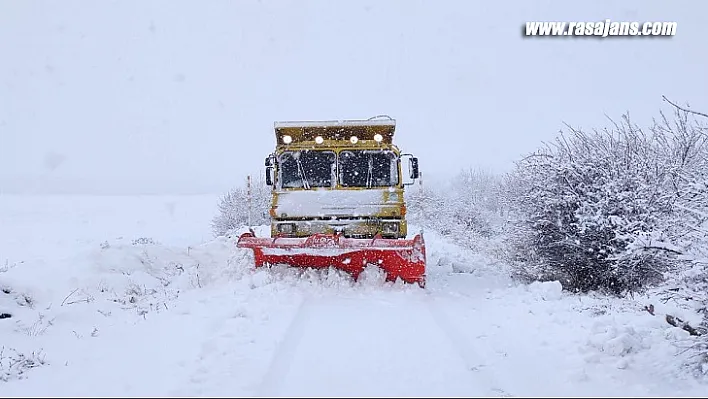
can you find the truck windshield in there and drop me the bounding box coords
[339,150,399,187]
[278,150,336,189]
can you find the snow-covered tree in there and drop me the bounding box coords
[406,168,504,251]
[405,179,455,234]
[211,175,271,237]
[452,168,504,238]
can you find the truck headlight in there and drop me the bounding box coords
[277,223,296,233]
[382,222,399,233]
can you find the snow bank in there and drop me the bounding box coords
[579,291,708,382]
[527,280,564,301]
[0,194,220,384]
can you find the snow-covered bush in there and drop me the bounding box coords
[406,168,504,251]
[502,105,708,296]
[406,180,453,234]
[211,175,271,237]
[453,168,505,238]
[651,100,708,374]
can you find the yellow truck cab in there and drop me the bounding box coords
[263,116,420,240]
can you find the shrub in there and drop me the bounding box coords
[211,175,271,237]
[502,106,708,295]
[405,168,504,251]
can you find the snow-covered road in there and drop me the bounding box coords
[255,292,502,397]
[1,195,706,396]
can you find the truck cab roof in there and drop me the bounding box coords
[274,117,396,147]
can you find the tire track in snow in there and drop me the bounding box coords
[255,295,315,397]
[424,293,513,397]
[171,289,307,396]
[170,296,256,396]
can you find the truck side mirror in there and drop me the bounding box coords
[265,155,275,185]
[409,157,419,179]
[265,167,273,186]
[400,153,419,185]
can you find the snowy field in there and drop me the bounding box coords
[1,194,707,396]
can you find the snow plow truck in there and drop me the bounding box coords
[236,116,426,287]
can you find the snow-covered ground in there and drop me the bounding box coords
[1,194,707,396]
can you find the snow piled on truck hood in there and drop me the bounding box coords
[274,188,396,218]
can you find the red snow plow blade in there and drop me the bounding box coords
[236,232,427,287]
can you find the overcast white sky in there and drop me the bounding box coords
[1,0,706,194]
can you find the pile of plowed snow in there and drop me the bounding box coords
[1,236,231,377]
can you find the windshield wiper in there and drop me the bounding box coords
[366,155,374,188]
[295,157,311,189]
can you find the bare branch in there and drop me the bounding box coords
[666,314,704,336]
[642,246,683,255]
[61,288,79,307]
[662,95,708,119]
